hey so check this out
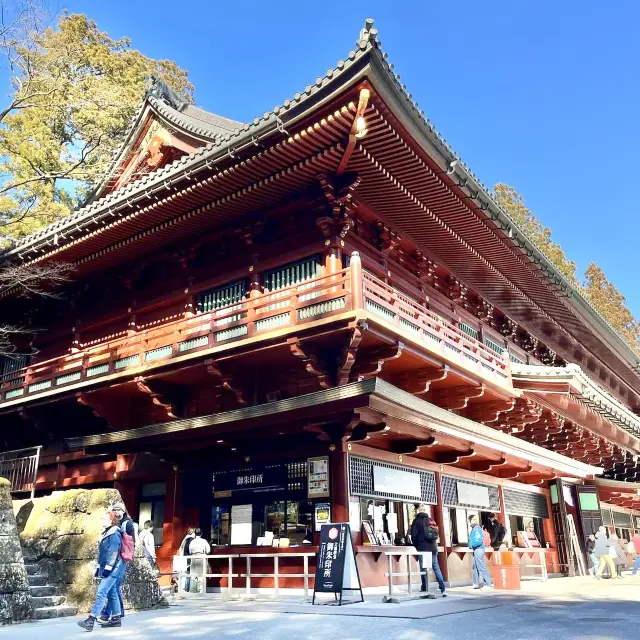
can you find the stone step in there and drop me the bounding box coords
[24,564,39,575]
[28,575,48,587]
[32,595,66,608]
[35,604,78,620]
[30,585,57,597]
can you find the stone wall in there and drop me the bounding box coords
[14,488,167,613]
[0,478,33,624]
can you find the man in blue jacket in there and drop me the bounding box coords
[78,510,127,631]
[468,515,493,589]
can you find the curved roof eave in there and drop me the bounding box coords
[360,45,640,379]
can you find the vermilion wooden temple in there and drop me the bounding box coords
[2,19,640,585]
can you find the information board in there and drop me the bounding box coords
[313,523,363,605]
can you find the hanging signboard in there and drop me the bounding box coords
[312,523,364,605]
[308,456,330,498]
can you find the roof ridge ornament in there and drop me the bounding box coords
[145,75,187,111]
[357,17,378,47]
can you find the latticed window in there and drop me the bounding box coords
[263,255,323,310]
[484,336,505,355]
[196,280,247,324]
[263,255,322,292]
[0,354,29,378]
[458,321,479,340]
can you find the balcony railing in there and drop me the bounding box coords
[0,446,41,498]
[0,255,511,404]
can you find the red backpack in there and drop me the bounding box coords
[119,521,135,563]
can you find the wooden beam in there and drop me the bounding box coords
[288,338,332,389]
[390,437,437,455]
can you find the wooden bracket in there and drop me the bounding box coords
[204,359,247,406]
[134,377,187,419]
[337,320,367,385]
[432,385,485,411]
[353,341,404,379]
[392,366,450,395]
[390,436,437,455]
[434,448,475,465]
[288,338,332,389]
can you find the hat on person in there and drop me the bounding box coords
[111,502,126,512]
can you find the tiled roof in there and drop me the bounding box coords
[511,363,640,438]
[2,17,639,382]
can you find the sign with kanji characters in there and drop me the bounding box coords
[312,523,363,605]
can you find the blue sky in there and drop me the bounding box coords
[65,1,640,314]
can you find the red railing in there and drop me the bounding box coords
[0,255,510,403]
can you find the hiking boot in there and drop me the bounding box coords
[77,617,95,632]
[96,615,110,626]
[103,615,122,627]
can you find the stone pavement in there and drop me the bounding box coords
[1,574,639,639]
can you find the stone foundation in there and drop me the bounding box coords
[14,488,167,613]
[0,478,33,624]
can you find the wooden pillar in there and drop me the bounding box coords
[329,443,349,523]
[349,251,363,310]
[434,471,449,582]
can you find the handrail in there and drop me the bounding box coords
[173,552,316,600]
[0,445,41,499]
[0,254,512,404]
[382,549,433,603]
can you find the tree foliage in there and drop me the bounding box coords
[583,263,640,352]
[0,7,193,242]
[494,183,640,353]
[493,183,579,286]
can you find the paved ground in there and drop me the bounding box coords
[3,575,640,639]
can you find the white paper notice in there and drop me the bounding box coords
[231,504,252,545]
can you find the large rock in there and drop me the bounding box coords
[0,478,33,623]
[14,488,166,613]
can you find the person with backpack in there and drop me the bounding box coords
[77,510,127,631]
[489,515,507,550]
[97,502,136,627]
[469,515,493,589]
[410,505,446,596]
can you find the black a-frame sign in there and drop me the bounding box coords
[312,523,364,605]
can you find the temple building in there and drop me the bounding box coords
[1,19,640,587]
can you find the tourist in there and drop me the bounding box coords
[179,527,195,592]
[594,526,616,579]
[139,520,157,568]
[469,515,493,589]
[585,534,598,576]
[609,533,628,578]
[410,504,446,597]
[77,510,126,631]
[489,515,507,550]
[631,532,640,575]
[188,528,211,593]
[97,502,136,625]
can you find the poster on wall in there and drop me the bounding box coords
[308,456,330,498]
[315,503,331,531]
[230,504,252,545]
